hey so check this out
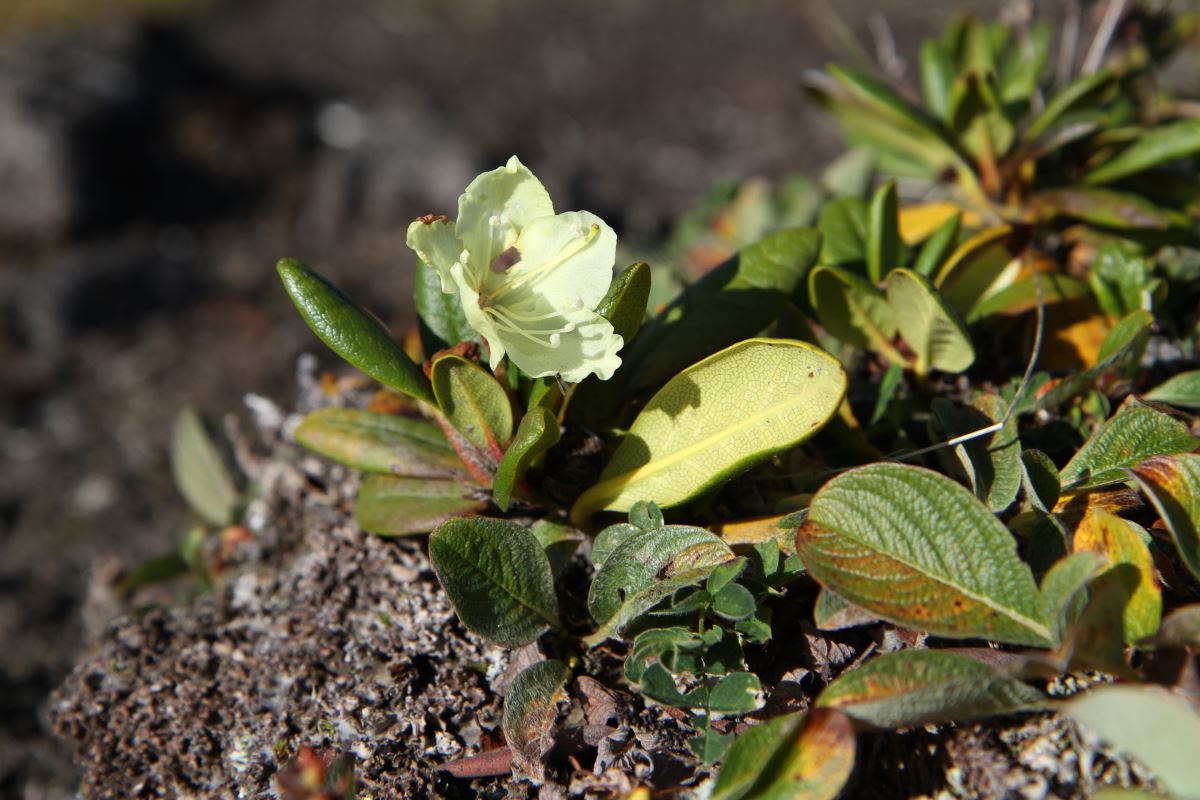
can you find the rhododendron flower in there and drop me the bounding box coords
[406,157,622,383]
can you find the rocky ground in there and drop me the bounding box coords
[1,0,1018,796]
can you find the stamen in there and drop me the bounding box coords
[481,305,575,349]
[490,223,602,300]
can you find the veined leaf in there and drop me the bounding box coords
[170,407,242,528]
[1060,400,1199,491]
[1133,454,1200,582]
[1085,118,1200,185]
[492,407,560,511]
[503,660,570,780]
[816,650,1046,728]
[571,339,846,520]
[710,710,855,800]
[355,475,486,536]
[1064,685,1200,799]
[624,229,821,391]
[586,525,733,644]
[430,354,514,457]
[794,463,1053,646]
[429,516,559,646]
[277,258,433,403]
[294,408,463,477]
[1072,509,1161,643]
[886,268,975,374]
[529,520,582,580]
[932,394,1020,513]
[966,272,1089,323]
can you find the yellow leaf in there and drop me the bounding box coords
[897,202,982,245]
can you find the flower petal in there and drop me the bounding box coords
[500,211,617,311]
[456,156,554,282]
[492,302,623,383]
[449,262,505,371]
[406,215,462,293]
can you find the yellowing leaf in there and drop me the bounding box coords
[898,202,981,245]
[571,339,845,522]
[1072,509,1161,643]
[794,463,1052,647]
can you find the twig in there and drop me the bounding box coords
[1056,0,1082,88]
[1081,0,1128,75]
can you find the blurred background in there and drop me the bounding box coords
[0,0,1012,795]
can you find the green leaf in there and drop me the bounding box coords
[1060,401,1199,491]
[808,266,898,356]
[820,148,876,198]
[355,475,486,536]
[817,197,869,268]
[1021,449,1061,513]
[571,339,846,520]
[919,39,956,120]
[294,408,463,477]
[1064,685,1200,799]
[932,394,1021,513]
[492,406,560,511]
[912,211,961,278]
[595,262,652,344]
[966,272,1090,323]
[626,626,699,683]
[529,520,582,581]
[1133,454,1200,583]
[591,522,640,572]
[277,258,433,403]
[867,181,900,283]
[886,268,975,374]
[816,650,1046,728]
[414,258,474,355]
[1025,69,1113,141]
[624,229,821,391]
[586,525,733,644]
[813,587,878,630]
[708,671,765,714]
[1073,509,1161,643]
[820,64,965,178]
[710,709,856,800]
[869,363,906,426]
[795,463,1053,647]
[1086,118,1200,185]
[1146,370,1200,409]
[639,661,704,708]
[1032,188,1171,230]
[429,517,559,646]
[170,407,241,527]
[706,557,748,595]
[712,583,757,622]
[502,659,571,779]
[430,354,514,456]
[1039,551,1106,647]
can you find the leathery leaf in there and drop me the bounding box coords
[571,339,846,522]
